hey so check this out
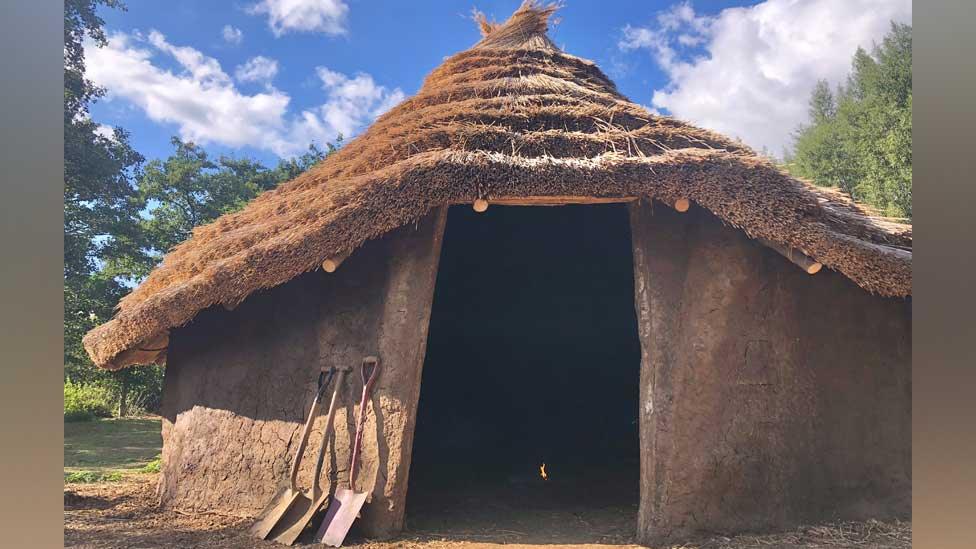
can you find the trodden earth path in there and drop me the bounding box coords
[64,475,911,549]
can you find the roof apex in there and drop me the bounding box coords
[473,1,562,51]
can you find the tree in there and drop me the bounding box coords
[64,0,341,415]
[789,23,912,219]
[136,138,337,267]
[64,0,163,417]
[93,137,337,414]
[808,80,836,124]
[64,0,146,381]
[787,80,858,193]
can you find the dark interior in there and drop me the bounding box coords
[406,204,642,541]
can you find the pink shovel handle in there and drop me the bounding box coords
[348,356,381,488]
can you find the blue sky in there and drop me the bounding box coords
[87,0,911,165]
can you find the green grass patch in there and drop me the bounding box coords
[64,417,162,483]
[64,470,125,483]
[141,454,162,473]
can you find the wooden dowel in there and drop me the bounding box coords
[673,198,690,213]
[759,238,822,275]
[473,198,489,213]
[322,250,352,273]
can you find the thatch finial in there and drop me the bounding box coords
[472,1,563,50]
[472,8,500,37]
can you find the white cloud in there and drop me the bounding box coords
[619,0,912,155]
[85,30,402,157]
[248,0,349,37]
[285,68,404,149]
[222,25,244,45]
[310,67,405,137]
[620,27,658,51]
[656,2,708,34]
[94,124,116,140]
[146,30,230,86]
[235,56,279,84]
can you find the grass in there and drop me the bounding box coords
[64,417,162,483]
[64,470,125,483]
[141,455,162,474]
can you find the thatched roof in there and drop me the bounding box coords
[84,1,912,370]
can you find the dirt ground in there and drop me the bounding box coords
[65,475,911,549]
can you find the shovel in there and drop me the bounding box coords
[314,356,382,546]
[249,367,339,541]
[268,366,350,545]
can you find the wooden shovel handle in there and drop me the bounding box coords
[349,356,381,488]
[287,368,334,490]
[312,368,347,500]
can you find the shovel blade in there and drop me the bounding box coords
[249,488,302,539]
[314,488,369,546]
[268,492,330,546]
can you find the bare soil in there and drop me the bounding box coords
[65,475,911,548]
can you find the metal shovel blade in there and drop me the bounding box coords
[315,487,370,547]
[248,487,302,539]
[266,491,327,546]
[249,367,340,542]
[316,356,381,546]
[269,367,350,545]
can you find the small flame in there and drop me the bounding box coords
[540,462,548,481]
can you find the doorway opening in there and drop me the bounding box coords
[407,204,642,543]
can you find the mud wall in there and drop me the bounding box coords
[158,208,447,538]
[629,202,911,545]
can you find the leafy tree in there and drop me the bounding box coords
[271,141,340,182]
[64,0,151,412]
[68,133,338,415]
[64,0,144,284]
[136,138,336,269]
[808,80,836,124]
[788,22,912,218]
[64,0,340,415]
[786,80,859,192]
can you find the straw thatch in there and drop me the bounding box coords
[84,1,911,370]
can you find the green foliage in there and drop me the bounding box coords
[65,135,337,415]
[807,80,837,124]
[135,138,336,269]
[64,0,152,414]
[64,380,114,421]
[141,455,162,473]
[109,365,166,417]
[64,0,144,293]
[65,470,125,484]
[788,22,912,219]
[62,0,341,415]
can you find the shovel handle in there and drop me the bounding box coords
[288,367,336,490]
[361,356,381,395]
[312,368,347,500]
[349,356,381,488]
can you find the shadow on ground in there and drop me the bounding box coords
[65,475,911,549]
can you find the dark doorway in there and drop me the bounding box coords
[406,204,642,543]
